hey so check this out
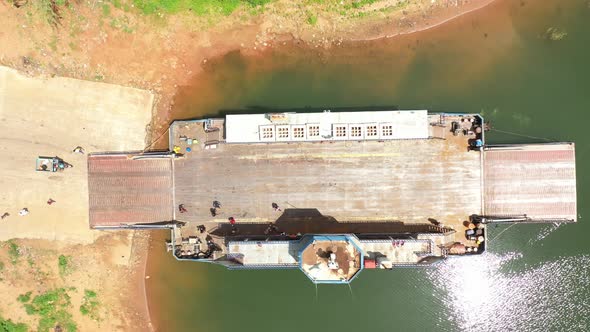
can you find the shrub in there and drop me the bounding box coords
[17,292,32,303]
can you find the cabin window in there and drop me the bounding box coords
[293,127,305,138]
[261,127,274,139]
[350,126,362,137]
[308,125,320,137]
[335,125,347,137]
[366,125,378,137]
[277,127,289,139]
[382,125,393,137]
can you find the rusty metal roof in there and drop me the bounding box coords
[483,143,577,221]
[88,154,174,227]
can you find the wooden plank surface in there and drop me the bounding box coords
[173,136,482,226]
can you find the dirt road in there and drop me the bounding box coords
[0,66,153,243]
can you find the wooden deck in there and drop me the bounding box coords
[172,133,482,229]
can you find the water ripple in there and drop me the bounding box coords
[428,253,590,332]
[527,222,564,246]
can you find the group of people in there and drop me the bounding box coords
[210,200,221,217]
[177,201,285,234]
[3,146,85,221]
[1,198,56,221]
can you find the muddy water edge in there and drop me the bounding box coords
[146,1,590,331]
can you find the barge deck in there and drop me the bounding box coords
[86,109,577,283]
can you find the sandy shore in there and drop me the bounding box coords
[0,66,154,330]
[0,0,500,330]
[0,66,153,243]
[350,0,498,42]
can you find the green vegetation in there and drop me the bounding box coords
[244,0,272,5]
[23,288,77,332]
[110,16,135,33]
[351,0,378,9]
[110,0,122,8]
[0,315,28,332]
[17,291,32,303]
[7,241,20,265]
[307,12,318,25]
[48,35,59,52]
[131,0,272,16]
[102,3,112,16]
[34,0,68,27]
[79,290,100,320]
[58,254,73,277]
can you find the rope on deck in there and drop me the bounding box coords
[487,223,517,244]
[143,125,171,152]
[489,128,555,142]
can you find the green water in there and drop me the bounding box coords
[147,1,590,331]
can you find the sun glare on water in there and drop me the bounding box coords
[428,252,590,331]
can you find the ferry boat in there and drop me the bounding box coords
[86,110,576,283]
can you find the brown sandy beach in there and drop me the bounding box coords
[0,0,500,331]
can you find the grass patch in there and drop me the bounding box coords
[48,35,58,52]
[110,0,122,9]
[0,315,28,332]
[79,290,100,320]
[307,12,318,25]
[102,4,112,16]
[351,0,379,9]
[110,16,135,33]
[23,288,77,332]
[58,254,72,277]
[0,260,3,280]
[17,291,32,303]
[243,0,272,5]
[35,0,66,27]
[132,0,273,16]
[7,241,20,265]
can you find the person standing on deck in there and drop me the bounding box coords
[272,202,282,212]
[179,204,187,213]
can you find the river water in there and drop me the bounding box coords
[146,1,590,331]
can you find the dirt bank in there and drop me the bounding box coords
[0,232,152,331]
[0,0,496,140]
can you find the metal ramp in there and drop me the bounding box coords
[88,153,175,228]
[482,143,577,223]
